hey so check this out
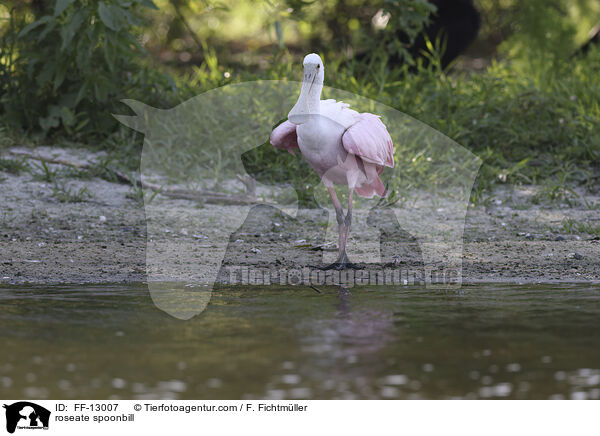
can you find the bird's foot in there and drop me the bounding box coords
[320,261,363,271]
[319,252,363,270]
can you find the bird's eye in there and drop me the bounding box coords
[317,65,320,69]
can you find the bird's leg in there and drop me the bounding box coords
[321,187,362,270]
[341,188,353,252]
[339,188,361,269]
[331,186,346,258]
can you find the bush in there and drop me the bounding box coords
[0,0,177,139]
[282,0,436,66]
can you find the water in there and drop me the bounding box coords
[0,283,599,399]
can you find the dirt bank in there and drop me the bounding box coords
[1,146,598,285]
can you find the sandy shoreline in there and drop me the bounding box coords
[1,146,598,286]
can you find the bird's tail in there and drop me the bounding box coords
[355,176,386,198]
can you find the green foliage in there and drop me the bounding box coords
[1,0,598,200]
[32,158,58,182]
[476,0,600,64]
[279,0,435,65]
[383,53,600,196]
[0,156,29,174]
[377,0,436,64]
[51,181,91,202]
[0,0,179,138]
[498,0,577,72]
[176,43,599,200]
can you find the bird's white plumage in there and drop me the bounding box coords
[269,53,395,267]
[319,99,359,128]
[270,53,393,198]
[303,53,323,66]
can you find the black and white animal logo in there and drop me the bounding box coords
[3,402,50,434]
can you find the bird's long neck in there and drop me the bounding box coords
[305,81,322,114]
[297,76,322,117]
[288,66,324,124]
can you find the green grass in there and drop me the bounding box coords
[2,47,599,205]
[0,156,28,174]
[0,154,94,202]
[31,158,58,183]
[142,48,599,200]
[561,217,600,236]
[51,182,90,203]
[336,58,599,198]
[185,49,599,204]
[576,222,600,236]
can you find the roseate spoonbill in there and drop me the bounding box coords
[270,53,394,270]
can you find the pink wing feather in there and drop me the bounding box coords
[270,120,299,155]
[342,113,394,168]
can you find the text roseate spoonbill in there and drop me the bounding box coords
[270,53,394,270]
